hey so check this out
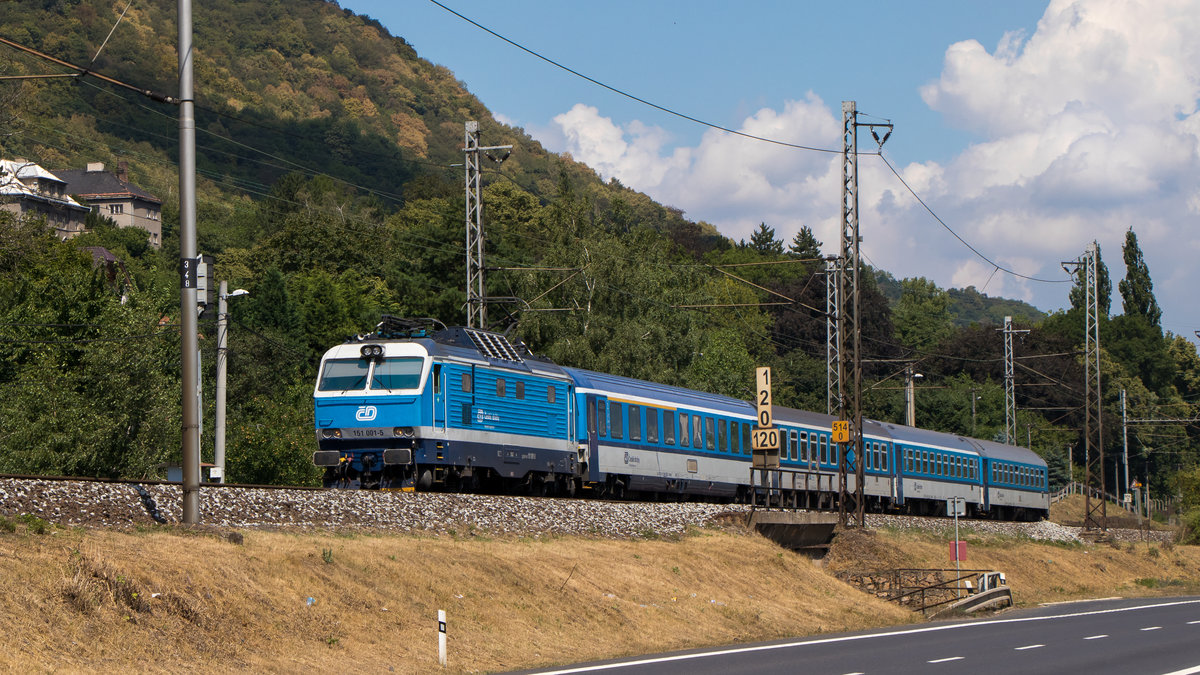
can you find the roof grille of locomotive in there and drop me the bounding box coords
[464,328,524,363]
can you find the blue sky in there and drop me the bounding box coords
[343,0,1200,341]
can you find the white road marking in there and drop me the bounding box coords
[928,657,964,663]
[1015,644,1044,650]
[1083,634,1109,640]
[1188,620,1200,625]
[526,599,1200,675]
[1142,626,1163,631]
[1160,666,1200,675]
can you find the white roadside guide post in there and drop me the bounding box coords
[438,609,447,667]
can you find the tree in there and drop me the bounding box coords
[1118,227,1161,327]
[892,277,953,352]
[748,222,784,256]
[787,226,822,260]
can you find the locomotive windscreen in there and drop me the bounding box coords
[317,359,369,391]
[371,357,423,390]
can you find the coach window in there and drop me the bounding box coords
[597,401,607,436]
[705,417,715,450]
[693,415,704,449]
[883,444,890,472]
[790,431,798,461]
[679,413,689,447]
[629,405,641,442]
[610,402,623,440]
[742,423,752,455]
[496,378,506,398]
[647,409,660,443]
[665,411,677,445]
[798,432,808,462]
[515,381,525,399]
[586,399,596,434]
[462,372,473,393]
[719,420,728,453]
[820,436,828,465]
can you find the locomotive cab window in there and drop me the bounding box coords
[371,357,425,390]
[318,359,370,391]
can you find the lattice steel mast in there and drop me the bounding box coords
[463,121,511,330]
[826,256,842,416]
[1063,242,1106,532]
[1001,316,1028,445]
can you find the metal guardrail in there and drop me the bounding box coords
[838,568,1007,616]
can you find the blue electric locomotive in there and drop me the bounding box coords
[312,318,1049,520]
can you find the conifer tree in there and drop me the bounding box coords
[1068,243,1112,318]
[1118,228,1162,327]
[748,222,784,255]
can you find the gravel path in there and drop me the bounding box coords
[0,477,1177,544]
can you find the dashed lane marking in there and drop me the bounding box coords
[1014,645,1044,651]
[1083,635,1108,640]
[928,657,964,664]
[1142,626,1163,631]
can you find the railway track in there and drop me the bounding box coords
[0,475,1175,545]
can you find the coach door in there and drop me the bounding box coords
[432,364,446,432]
[585,394,602,473]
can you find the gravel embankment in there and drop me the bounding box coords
[0,477,1177,544]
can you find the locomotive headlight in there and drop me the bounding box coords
[360,344,384,359]
[321,428,342,439]
[393,427,414,438]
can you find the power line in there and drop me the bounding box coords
[875,152,1072,285]
[427,0,839,154]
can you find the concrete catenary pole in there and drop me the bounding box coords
[178,0,200,524]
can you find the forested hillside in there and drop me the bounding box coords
[1,0,1198,521]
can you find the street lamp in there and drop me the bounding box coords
[214,281,249,484]
[970,389,982,437]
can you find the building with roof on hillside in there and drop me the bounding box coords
[0,159,90,239]
[55,161,164,249]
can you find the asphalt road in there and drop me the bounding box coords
[513,596,1200,675]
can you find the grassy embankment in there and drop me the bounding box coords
[0,497,1196,673]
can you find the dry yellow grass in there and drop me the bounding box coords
[0,523,914,673]
[1,515,1197,673]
